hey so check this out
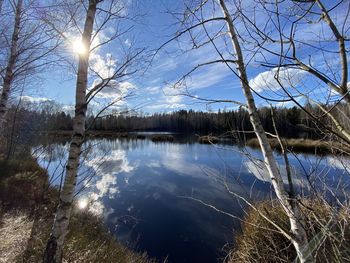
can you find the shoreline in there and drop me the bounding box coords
[41,130,346,154]
[246,137,349,155]
[0,156,153,263]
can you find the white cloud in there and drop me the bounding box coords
[62,105,75,115]
[90,52,117,79]
[249,68,305,93]
[21,96,50,103]
[90,80,135,99]
[188,63,233,90]
[124,39,131,47]
[147,103,186,111]
[144,86,161,95]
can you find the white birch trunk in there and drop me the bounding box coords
[43,1,98,262]
[0,0,22,132]
[217,1,314,262]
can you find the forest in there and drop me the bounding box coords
[5,102,350,139]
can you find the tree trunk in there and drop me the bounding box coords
[43,1,98,262]
[0,0,22,132]
[217,1,314,262]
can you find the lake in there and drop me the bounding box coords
[33,135,350,263]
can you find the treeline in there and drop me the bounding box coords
[90,108,312,138]
[7,103,349,140]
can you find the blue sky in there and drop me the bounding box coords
[22,0,348,114]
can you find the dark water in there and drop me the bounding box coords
[34,136,350,263]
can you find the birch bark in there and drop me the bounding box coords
[0,0,22,132]
[218,1,314,262]
[43,1,98,262]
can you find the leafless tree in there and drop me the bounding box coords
[0,0,59,138]
[156,0,350,262]
[41,0,143,262]
[236,0,350,147]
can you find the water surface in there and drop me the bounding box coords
[34,137,349,262]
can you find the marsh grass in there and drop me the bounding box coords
[245,138,346,154]
[226,200,350,263]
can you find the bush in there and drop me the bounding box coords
[226,200,350,263]
[0,157,48,210]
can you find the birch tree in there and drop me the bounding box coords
[42,0,143,261]
[158,0,319,261]
[0,0,23,131]
[239,0,350,147]
[0,0,58,136]
[218,1,312,262]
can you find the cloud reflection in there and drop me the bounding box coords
[327,156,350,172]
[82,148,136,216]
[244,159,303,186]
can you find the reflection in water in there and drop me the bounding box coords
[327,156,350,172]
[35,138,349,263]
[244,159,304,187]
[84,148,135,215]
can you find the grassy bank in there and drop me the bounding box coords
[246,137,349,154]
[0,156,154,263]
[226,200,350,263]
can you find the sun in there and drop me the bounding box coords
[77,198,88,209]
[72,39,87,55]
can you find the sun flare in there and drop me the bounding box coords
[72,39,87,55]
[77,198,88,209]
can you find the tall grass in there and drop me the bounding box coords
[226,200,350,263]
[245,138,346,154]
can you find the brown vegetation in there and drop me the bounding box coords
[226,200,350,263]
[246,138,349,154]
[0,157,153,263]
[151,135,174,142]
[198,135,219,144]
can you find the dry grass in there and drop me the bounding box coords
[245,138,348,154]
[198,135,219,144]
[226,200,350,263]
[20,209,155,263]
[0,212,33,263]
[0,157,154,263]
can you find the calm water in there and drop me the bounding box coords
[34,136,349,263]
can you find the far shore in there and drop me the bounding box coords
[246,137,349,155]
[41,130,347,154]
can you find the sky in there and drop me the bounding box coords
[17,0,349,115]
